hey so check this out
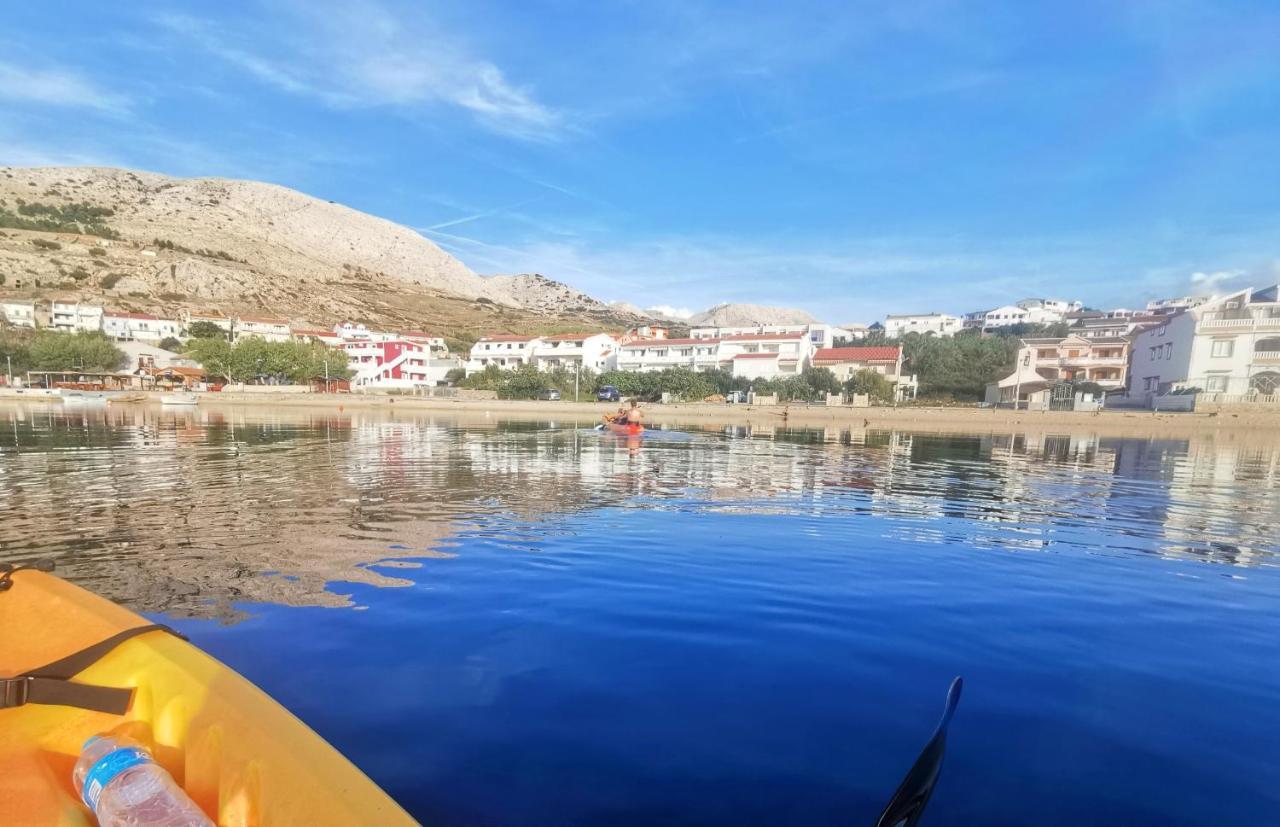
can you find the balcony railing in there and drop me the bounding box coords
[1255,350,1280,362]
[1197,317,1280,332]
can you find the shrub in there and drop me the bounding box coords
[158,337,183,352]
[32,238,61,250]
[88,247,107,257]
[100,272,125,289]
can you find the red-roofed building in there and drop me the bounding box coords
[812,346,917,398]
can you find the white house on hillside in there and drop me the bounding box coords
[183,312,234,338]
[884,313,962,338]
[1017,335,1129,389]
[964,304,1064,331]
[1127,285,1280,398]
[50,301,103,333]
[103,311,181,344]
[617,337,721,373]
[235,317,292,342]
[1,300,38,328]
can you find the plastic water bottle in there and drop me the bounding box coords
[72,735,213,827]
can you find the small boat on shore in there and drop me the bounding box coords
[159,392,199,406]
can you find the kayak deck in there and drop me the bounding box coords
[0,571,415,826]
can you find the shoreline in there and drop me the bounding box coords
[5,391,1276,438]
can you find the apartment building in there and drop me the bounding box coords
[49,301,104,333]
[183,312,234,338]
[811,345,918,398]
[103,311,182,344]
[1018,335,1129,389]
[466,335,542,374]
[618,331,811,378]
[883,313,962,338]
[689,323,851,349]
[235,317,292,342]
[529,333,618,372]
[1,300,38,328]
[1128,286,1280,397]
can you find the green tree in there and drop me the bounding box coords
[184,338,235,381]
[27,331,126,372]
[444,367,466,385]
[158,336,182,352]
[845,369,895,402]
[186,320,227,340]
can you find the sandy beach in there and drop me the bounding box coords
[91,391,1280,438]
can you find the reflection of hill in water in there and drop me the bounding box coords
[1,405,1279,621]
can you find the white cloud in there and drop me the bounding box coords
[1189,269,1245,290]
[0,61,129,112]
[646,305,695,319]
[154,5,559,140]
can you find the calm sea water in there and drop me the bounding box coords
[2,404,1279,825]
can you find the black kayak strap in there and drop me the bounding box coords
[1,624,183,715]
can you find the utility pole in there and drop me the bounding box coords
[575,361,580,401]
[5,354,11,387]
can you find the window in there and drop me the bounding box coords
[1150,346,1159,360]
[1205,375,1228,392]
[1164,343,1173,359]
[1211,339,1233,357]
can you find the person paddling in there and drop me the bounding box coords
[623,399,643,427]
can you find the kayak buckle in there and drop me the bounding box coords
[1,676,33,709]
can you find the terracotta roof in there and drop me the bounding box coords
[147,366,205,377]
[238,316,289,325]
[812,346,900,362]
[734,352,779,359]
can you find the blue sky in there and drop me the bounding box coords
[3,1,1279,322]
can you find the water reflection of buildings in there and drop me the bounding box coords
[1,403,1278,623]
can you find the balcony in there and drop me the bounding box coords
[1255,350,1280,363]
[1197,317,1280,333]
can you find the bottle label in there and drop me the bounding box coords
[82,747,151,812]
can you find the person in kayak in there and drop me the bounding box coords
[603,405,627,426]
[622,399,643,427]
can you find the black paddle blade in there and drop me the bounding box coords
[874,676,963,827]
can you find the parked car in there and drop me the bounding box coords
[725,390,749,404]
[597,385,621,402]
[538,388,562,401]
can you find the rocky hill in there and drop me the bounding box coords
[0,166,651,339]
[687,303,819,327]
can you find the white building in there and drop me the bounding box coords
[50,301,103,333]
[1016,298,1082,315]
[183,312,234,339]
[811,345,917,399]
[1146,295,1213,315]
[964,304,1064,332]
[103,311,181,344]
[689,323,851,350]
[467,335,542,374]
[1068,314,1165,340]
[290,326,345,347]
[883,313,962,338]
[1127,286,1280,398]
[529,333,619,372]
[1,300,38,328]
[617,337,721,373]
[618,331,812,378]
[235,316,292,342]
[396,330,449,354]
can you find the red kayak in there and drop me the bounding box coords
[606,422,645,435]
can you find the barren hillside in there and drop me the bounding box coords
[687,303,819,327]
[0,166,651,339]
